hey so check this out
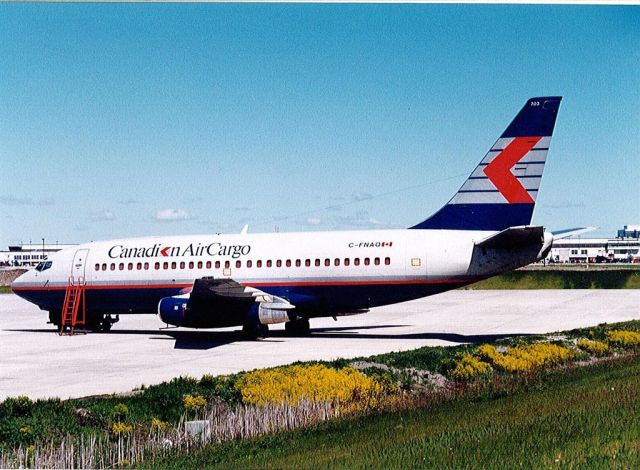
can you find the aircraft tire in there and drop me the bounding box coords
[242,322,269,340]
[48,310,62,329]
[284,318,311,336]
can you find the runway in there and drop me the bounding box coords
[1,290,638,400]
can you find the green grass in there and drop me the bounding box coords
[142,357,640,469]
[469,269,640,289]
[0,286,11,294]
[2,320,639,452]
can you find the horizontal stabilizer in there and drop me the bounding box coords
[551,227,596,240]
[475,225,544,250]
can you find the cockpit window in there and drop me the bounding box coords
[35,261,53,272]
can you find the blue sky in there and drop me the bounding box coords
[1,4,638,247]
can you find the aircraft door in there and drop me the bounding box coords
[71,249,89,282]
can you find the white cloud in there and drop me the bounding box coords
[336,210,385,228]
[0,195,54,206]
[91,210,115,222]
[351,191,373,202]
[154,208,192,221]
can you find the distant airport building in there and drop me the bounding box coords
[548,225,640,264]
[0,242,76,267]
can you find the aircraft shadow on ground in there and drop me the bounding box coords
[5,323,528,350]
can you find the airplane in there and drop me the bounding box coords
[12,96,564,339]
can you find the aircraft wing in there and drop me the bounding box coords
[188,277,295,313]
[475,225,545,250]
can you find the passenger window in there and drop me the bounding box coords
[188,261,194,269]
[102,263,107,271]
[215,261,220,269]
[163,262,168,270]
[324,259,330,267]
[267,260,272,268]
[276,260,282,268]
[385,257,390,266]
[180,261,185,269]
[334,258,340,266]
[197,261,203,269]
[154,262,160,270]
[119,263,125,271]
[296,259,301,267]
[354,258,360,266]
[344,258,350,266]
[225,260,230,269]
[364,258,370,266]
[171,262,176,269]
[127,263,133,270]
[305,259,311,267]
[315,259,320,267]
[95,263,100,271]
[236,260,241,268]
[137,262,142,270]
[206,261,212,269]
[247,260,253,268]
[257,260,262,268]
[144,262,149,270]
[374,257,380,266]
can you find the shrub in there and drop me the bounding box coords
[112,403,129,422]
[577,339,609,356]
[235,364,385,411]
[606,330,640,348]
[478,343,573,373]
[2,396,34,417]
[450,354,492,381]
[183,394,206,411]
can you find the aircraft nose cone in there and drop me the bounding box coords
[11,269,32,293]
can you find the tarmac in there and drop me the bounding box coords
[1,289,638,400]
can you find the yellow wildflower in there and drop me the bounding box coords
[606,330,640,348]
[577,339,609,355]
[183,394,207,411]
[450,354,492,381]
[235,364,384,411]
[111,422,133,435]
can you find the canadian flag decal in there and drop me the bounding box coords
[483,136,541,204]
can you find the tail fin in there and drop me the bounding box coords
[411,97,562,231]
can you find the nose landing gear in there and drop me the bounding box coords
[48,310,119,333]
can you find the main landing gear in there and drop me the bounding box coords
[284,318,311,337]
[242,322,269,340]
[241,318,311,340]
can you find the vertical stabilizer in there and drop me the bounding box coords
[411,97,562,231]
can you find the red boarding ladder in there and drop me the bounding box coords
[59,276,86,336]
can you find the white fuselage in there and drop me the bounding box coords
[13,228,513,318]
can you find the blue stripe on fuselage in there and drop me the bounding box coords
[13,281,476,320]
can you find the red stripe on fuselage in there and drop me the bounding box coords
[11,278,477,291]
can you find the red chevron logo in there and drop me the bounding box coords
[160,247,171,257]
[483,136,541,204]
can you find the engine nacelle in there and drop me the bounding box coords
[158,295,190,327]
[256,303,292,324]
[157,294,295,328]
